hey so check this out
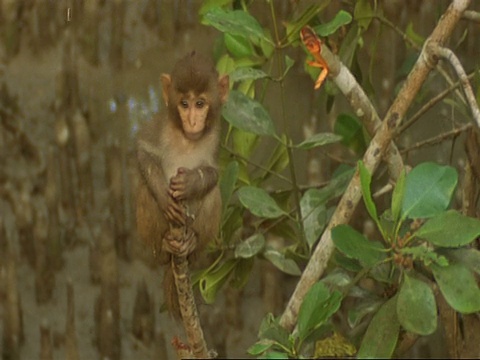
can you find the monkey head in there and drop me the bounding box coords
[161,51,229,141]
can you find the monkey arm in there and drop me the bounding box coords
[136,143,169,209]
[169,166,218,201]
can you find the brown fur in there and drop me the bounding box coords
[136,51,228,317]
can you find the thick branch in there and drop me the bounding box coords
[320,42,404,179]
[279,0,471,332]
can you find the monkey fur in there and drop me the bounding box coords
[136,51,229,318]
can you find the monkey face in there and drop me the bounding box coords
[177,91,210,140]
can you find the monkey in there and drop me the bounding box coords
[136,51,229,318]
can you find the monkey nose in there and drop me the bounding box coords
[188,113,197,127]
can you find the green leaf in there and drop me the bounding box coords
[296,132,342,150]
[230,67,269,83]
[415,210,480,247]
[237,186,285,219]
[402,162,458,219]
[354,0,374,30]
[283,55,295,77]
[260,31,275,57]
[334,113,367,154]
[263,249,301,276]
[332,225,386,268]
[298,282,342,341]
[391,169,406,223]
[261,137,289,181]
[314,10,353,37]
[439,248,480,275]
[231,257,254,288]
[396,274,437,335]
[247,341,273,356]
[432,263,480,313]
[256,313,291,354]
[235,233,265,258]
[201,8,268,44]
[198,0,232,15]
[232,127,258,160]
[320,166,355,200]
[224,33,255,58]
[405,22,425,48]
[284,2,331,45]
[301,189,327,250]
[347,298,383,328]
[216,53,236,75]
[358,161,379,225]
[199,259,237,303]
[298,282,329,339]
[357,297,399,359]
[223,90,276,136]
[220,161,239,214]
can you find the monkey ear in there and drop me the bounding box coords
[218,75,230,104]
[160,74,171,106]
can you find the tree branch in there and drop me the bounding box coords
[433,45,480,128]
[462,10,480,22]
[279,0,472,332]
[320,41,404,179]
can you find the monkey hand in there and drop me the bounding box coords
[165,195,187,226]
[169,166,218,200]
[163,227,197,257]
[169,167,195,200]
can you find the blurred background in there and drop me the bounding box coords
[0,0,479,359]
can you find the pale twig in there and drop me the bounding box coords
[279,0,472,333]
[462,10,480,22]
[433,45,480,128]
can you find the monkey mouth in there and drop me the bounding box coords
[184,130,203,141]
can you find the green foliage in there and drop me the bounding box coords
[401,162,458,219]
[237,186,285,219]
[334,113,368,154]
[332,225,386,268]
[431,263,480,313]
[396,274,437,335]
[357,297,399,358]
[314,10,353,37]
[333,161,480,358]
[223,90,276,137]
[248,283,341,358]
[201,8,270,45]
[198,4,480,359]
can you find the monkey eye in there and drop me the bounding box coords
[195,99,205,109]
[180,100,189,109]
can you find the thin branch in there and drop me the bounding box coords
[433,45,480,128]
[279,0,472,333]
[397,72,476,136]
[221,144,292,185]
[400,123,473,154]
[374,13,468,105]
[462,10,480,22]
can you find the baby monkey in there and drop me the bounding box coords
[136,51,228,317]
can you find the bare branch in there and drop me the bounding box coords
[280,0,472,332]
[397,72,476,135]
[463,10,480,22]
[400,123,473,154]
[320,43,404,179]
[433,45,480,128]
